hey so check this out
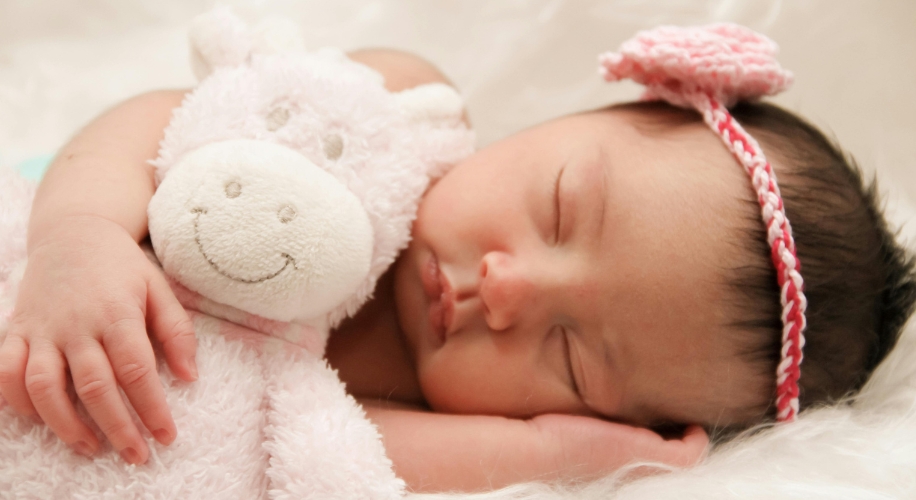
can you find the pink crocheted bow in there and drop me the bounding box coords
[599,24,806,422]
[599,23,793,107]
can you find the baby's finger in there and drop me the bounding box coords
[0,334,39,418]
[24,342,99,456]
[101,316,176,446]
[676,425,710,464]
[147,273,197,382]
[66,337,148,465]
[626,424,709,469]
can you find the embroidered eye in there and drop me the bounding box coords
[225,181,242,198]
[323,133,344,160]
[278,204,297,224]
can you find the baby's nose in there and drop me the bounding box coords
[478,251,538,331]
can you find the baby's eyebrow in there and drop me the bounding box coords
[579,155,609,249]
[596,159,609,247]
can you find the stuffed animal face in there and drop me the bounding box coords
[149,139,374,323]
[148,7,474,326]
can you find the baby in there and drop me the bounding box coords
[1,40,914,493]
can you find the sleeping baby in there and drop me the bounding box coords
[0,23,913,494]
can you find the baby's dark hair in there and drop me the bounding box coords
[616,100,916,431]
[727,101,916,421]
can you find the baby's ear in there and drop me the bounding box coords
[188,6,254,81]
[394,83,466,127]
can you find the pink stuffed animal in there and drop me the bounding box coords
[0,7,473,499]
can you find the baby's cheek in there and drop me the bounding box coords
[418,344,496,414]
[415,165,506,247]
[418,344,541,417]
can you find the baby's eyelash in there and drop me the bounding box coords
[552,165,566,243]
[562,328,580,396]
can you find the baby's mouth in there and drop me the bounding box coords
[191,207,298,284]
[422,253,454,342]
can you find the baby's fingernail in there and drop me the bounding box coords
[73,441,94,457]
[120,447,141,465]
[153,428,174,445]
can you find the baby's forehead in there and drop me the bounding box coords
[570,107,753,209]
[587,104,726,150]
[510,106,765,294]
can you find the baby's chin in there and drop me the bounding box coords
[389,273,469,415]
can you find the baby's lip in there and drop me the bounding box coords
[421,253,443,299]
[422,253,454,342]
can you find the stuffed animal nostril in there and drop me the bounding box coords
[225,181,242,198]
[278,204,297,223]
[266,107,290,131]
[323,133,344,160]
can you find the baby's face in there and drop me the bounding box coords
[394,107,769,426]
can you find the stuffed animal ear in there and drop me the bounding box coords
[395,83,476,178]
[394,83,466,127]
[189,6,254,81]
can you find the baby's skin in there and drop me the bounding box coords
[0,50,717,492]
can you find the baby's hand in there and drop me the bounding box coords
[0,215,198,464]
[530,414,709,481]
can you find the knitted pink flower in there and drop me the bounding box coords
[599,23,793,107]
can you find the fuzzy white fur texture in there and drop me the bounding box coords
[2,1,916,499]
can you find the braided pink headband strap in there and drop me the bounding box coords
[599,23,806,422]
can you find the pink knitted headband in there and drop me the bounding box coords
[599,24,806,422]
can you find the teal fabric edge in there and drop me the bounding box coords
[13,154,54,181]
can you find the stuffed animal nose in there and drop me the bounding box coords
[149,139,374,322]
[478,251,537,331]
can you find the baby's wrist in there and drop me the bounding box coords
[526,414,609,481]
[27,213,136,255]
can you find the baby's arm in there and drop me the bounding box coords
[364,404,708,492]
[0,90,198,463]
